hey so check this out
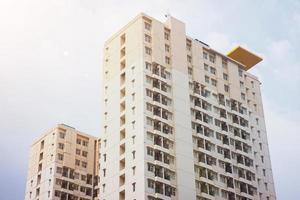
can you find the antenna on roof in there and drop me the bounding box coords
[165,9,171,18]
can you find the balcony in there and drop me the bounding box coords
[196,125,203,134]
[222,135,229,145]
[237,154,244,164]
[195,111,202,121]
[227,177,234,188]
[154,135,162,146]
[155,182,164,195]
[232,115,239,124]
[193,82,200,95]
[220,109,227,118]
[225,163,232,173]
[221,122,228,132]
[194,98,201,107]
[231,100,238,111]
[218,94,225,106]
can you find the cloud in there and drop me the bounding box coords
[263,96,300,199]
[266,39,300,82]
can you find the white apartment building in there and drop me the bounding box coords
[100,13,276,200]
[24,124,100,200]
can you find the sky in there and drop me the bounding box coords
[0,0,299,199]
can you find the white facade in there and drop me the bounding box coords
[100,13,276,200]
[24,124,99,200]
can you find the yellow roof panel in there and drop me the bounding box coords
[227,46,263,70]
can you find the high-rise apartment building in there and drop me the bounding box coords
[24,124,100,200]
[100,13,276,200]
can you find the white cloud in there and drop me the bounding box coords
[263,96,300,199]
[266,39,300,82]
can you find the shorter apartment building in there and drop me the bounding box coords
[24,124,100,200]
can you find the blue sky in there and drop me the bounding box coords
[0,0,299,199]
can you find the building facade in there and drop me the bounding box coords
[100,13,276,200]
[24,124,100,200]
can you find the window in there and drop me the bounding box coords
[251,81,254,88]
[205,76,210,83]
[147,147,153,156]
[223,73,228,80]
[224,84,229,92]
[57,153,63,161]
[187,55,192,63]
[165,44,170,52]
[82,140,88,146]
[164,31,170,40]
[39,152,43,161]
[165,56,170,64]
[209,54,215,63]
[145,62,152,71]
[238,68,243,77]
[222,60,228,68]
[241,93,246,100]
[102,184,106,193]
[59,132,65,139]
[144,22,151,30]
[40,140,44,150]
[145,34,151,43]
[75,159,80,166]
[56,167,62,174]
[103,154,107,162]
[259,143,262,150]
[186,40,192,51]
[58,143,64,150]
[132,151,136,159]
[132,166,136,175]
[103,168,106,177]
[76,138,81,145]
[263,169,266,176]
[188,67,193,76]
[120,34,126,46]
[203,52,208,59]
[132,135,136,144]
[81,161,87,168]
[36,188,40,197]
[254,104,257,111]
[82,151,88,157]
[264,182,268,191]
[145,47,152,55]
[211,79,217,86]
[261,156,264,163]
[132,182,136,192]
[204,63,208,71]
[147,179,154,188]
[210,67,216,75]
